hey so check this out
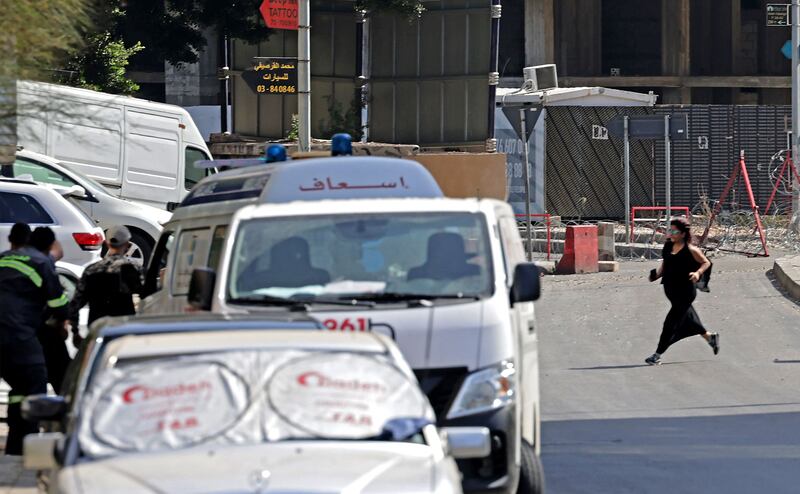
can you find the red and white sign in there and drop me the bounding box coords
[259,0,299,30]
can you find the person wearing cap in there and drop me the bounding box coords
[0,225,69,455]
[68,225,143,335]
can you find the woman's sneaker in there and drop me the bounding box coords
[645,353,661,365]
[709,333,720,355]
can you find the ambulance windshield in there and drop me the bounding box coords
[227,212,493,302]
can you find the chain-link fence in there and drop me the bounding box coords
[518,209,800,265]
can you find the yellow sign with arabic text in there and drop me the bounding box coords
[242,57,298,95]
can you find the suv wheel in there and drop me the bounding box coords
[126,232,153,267]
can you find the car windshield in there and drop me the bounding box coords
[78,349,433,458]
[228,212,493,302]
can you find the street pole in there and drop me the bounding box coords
[520,108,533,261]
[487,0,501,152]
[298,0,311,152]
[792,0,800,231]
[624,116,631,242]
[664,114,672,218]
[218,33,229,134]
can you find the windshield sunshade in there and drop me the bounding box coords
[78,349,433,458]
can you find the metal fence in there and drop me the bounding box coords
[543,104,793,221]
[519,212,800,264]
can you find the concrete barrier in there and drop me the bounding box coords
[597,222,615,261]
[773,255,800,300]
[556,225,599,274]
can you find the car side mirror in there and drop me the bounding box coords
[23,432,63,470]
[441,427,491,459]
[510,263,541,305]
[166,201,180,212]
[188,267,216,311]
[21,394,67,422]
[53,184,87,199]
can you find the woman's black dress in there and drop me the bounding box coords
[656,241,707,354]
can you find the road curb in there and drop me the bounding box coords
[773,255,800,300]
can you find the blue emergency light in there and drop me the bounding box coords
[265,144,288,163]
[331,133,353,156]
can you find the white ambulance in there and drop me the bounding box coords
[141,155,545,494]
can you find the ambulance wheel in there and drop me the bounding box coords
[517,439,545,494]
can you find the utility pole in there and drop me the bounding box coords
[793,0,800,231]
[218,33,229,134]
[623,116,630,241]
[298,0,311,152]
[487,0,501,152]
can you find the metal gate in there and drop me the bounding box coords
[545,105,791,219]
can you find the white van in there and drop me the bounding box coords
[177,200,544,494]
[139,157,545,494]
[15,80,214,210]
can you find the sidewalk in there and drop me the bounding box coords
[0,410,37,493]
[773,254,800,300]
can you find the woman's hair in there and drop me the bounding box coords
[670,217,692,243]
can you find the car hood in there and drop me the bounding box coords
[121,199,173,225]
[60,441,440,494]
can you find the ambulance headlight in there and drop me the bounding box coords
[447,361,515,419]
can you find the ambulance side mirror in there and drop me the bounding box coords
[510,263,541,305]
[188,267,216,311]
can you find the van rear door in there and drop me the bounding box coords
[122,108,181,208]
[45,100,124,189]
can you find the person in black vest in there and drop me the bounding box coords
[68,226,142,336]
[0,225,69,454]
[645,218,719,365]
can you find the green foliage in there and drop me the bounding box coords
[0,0,90,83]
[356,0,426,18]
[63,33,144,94]
[288,114,300,141]
[58,2,143,95]
[321,96,363,141]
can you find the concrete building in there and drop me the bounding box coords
[502,0,791,105]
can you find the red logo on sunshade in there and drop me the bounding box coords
[122,381,212,404]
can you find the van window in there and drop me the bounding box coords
[185,147,212,190]
[0,192,54,224]
[142,231,174,297]
[207,225,228,273]
[228,212,493,300]
[180,172,270,207]
[498,217,526,285]
[172,228,213,295]
[10,158,77,187]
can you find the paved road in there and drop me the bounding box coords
[537,256,800,494]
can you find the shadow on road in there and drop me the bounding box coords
[569,361,711,370]
[543,411,800,494]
